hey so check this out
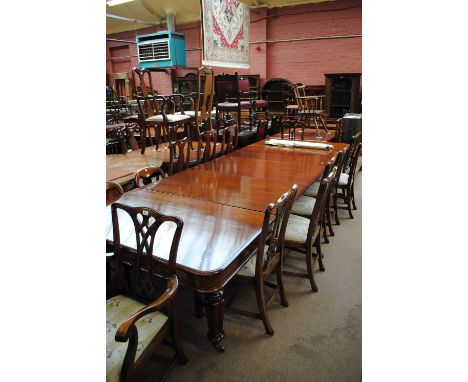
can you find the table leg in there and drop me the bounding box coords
[205,290,225,352]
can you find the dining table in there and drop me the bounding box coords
[106,137,348,352]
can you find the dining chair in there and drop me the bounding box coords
[334,142,362,219]
[225,184,298,335]
[283,167,337,291]
[136,94,191,154]
[168,137,192,175]
[302,149,348,240]
[106,123,128,155]
[176,67,216,133]
[195,129,217,164]
[134,166,166,188]
[107,203,187,382]
[218,122,239,156]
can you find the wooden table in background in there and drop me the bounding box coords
[106,148,163,185]
[106,138,348,351]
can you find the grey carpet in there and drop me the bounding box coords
[136,161,362,382]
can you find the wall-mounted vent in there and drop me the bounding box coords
[138,40,170,62]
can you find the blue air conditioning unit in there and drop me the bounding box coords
[136,31,186,69]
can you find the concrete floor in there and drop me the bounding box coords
[137,162,362,382]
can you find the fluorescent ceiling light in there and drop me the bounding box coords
[107,0,135,6]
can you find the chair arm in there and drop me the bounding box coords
[115,275,178,342]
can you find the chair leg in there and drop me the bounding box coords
[322,219,329,244]
[315,234,325,272]
[305,251,318,292]
[276,259,289,307]
[170,301,188,364]
[333,189,340,225]
[255,278,274,335]
[351,183,357,210]
[346,188,354,219]
[326,196,335,237]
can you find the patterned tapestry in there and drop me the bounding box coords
[201,0,250,68]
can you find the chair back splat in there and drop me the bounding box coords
[169,137,191,175]
[111,203,184,298]
[194,67,215,131]
[132,67,155,98]
[196,129,217,163]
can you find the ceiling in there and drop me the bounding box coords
[106,0,333,35]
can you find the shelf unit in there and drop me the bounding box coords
[324,73,361,120]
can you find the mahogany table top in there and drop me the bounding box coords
[107,139,349,284]
[107,190,264,278]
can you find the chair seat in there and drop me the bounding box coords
[303,182,320,197]
[255,99,268,108]
[217,102,239,110]
[146,114,191,123]
[106,295,168,382]
[122,114,139,121]
[284,214,310,245]
[238,247,269,277]
[286,104,298,110]
[298,109,324,115]
[338,173,349,186]
[290,195,316,217]
[175,109,216,117]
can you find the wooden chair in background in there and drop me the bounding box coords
[106,203,187,381]
[334,142,362,220]
[134,166,166,188]
[225,184,298,335]
[283,167,337,292]
[176,67,216,133]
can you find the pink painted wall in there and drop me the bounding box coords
[106,0,361,93]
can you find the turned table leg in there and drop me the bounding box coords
[205,290,225,352]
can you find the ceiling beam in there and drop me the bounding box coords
[106,13,158,26]
[138,0,164,22]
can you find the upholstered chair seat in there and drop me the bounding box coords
[145,114,191,123]
[303,182,320,197]
[290,195,316,217]
[284,214,310,245]
[238,247,269,277]
[217,102,239,110]
[254,99,268,108]
[175,109,216,117]
[338,173,349,186]
[106,295,168,382]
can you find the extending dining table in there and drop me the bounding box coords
[106,138,348,352]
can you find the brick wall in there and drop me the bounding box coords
[106,0,361,93]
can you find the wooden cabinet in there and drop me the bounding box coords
[324,73,361,119]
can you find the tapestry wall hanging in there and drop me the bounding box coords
[201,0,250,68]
